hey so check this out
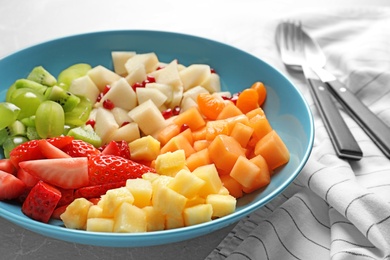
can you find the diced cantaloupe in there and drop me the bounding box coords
[183,204,213,226]
[160,134,195,158]
[173,107,206,131]
[229,122,254,148]
[206,194,236,218]
[86,218,114,232]
[155,150,186,177]
[113,202,147,233]
[254,130,290,170]
[142,206,165,231]
[230,155,261,188]
[249,114,272,141]
[186,148,211,172]
[219,174,243,199]
[216,102,243,120]
[167,169,205,198]
[208,135,246,173]
[126,178,153,208]
[242,154,271,193]
[192,164,223,197]
[205,120,229,141]
[129,135,161,161]
[60,198,93,230]
[193,139,210,152]
[157,124,181,147]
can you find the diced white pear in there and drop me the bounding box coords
[169,86,183,108]
[111,107,132,126]
[125,64,147,86]
[68,75,100,103]
[100,78,137,111]
[180,96,198,112]
[145,83,173,104]
[177,63,186,71]
[136,88,167,107]
[111,51,136,76]
[94,107,119,144]
[88,108,98,121]
[182,85,209,102]
[87,65,121,92]
[149,60,182,88]
[125,52,159,74]
[179,64,211,91]
[128,99,167,135]
[213,91,231,99]
[108,122,140,143]
[201,72,221,93]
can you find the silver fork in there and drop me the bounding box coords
[276,21,362,160]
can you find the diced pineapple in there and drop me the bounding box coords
[183,204,212,226]
[111,51,136,75]
[152,186,187,218]
[155,150,186,177]
[206,194,236,218]
[60,198,93,230]
[87,205,103,219]
[143,206,165,232]
[86,218,114,232]
[100,187,134,217]
[179,64,211,91]
[192,164,223,197]
[129,135,161,161]
[185,196,206,208]
[87,65,121,92]
[168,169,205,198]
[165,214,184,230]
[218,186,230,195]
[151,175,174,192]
[126,178,153,208]
[113,202,147,233]
[142,172,161,182]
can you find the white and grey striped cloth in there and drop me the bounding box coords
[207,8,390,260]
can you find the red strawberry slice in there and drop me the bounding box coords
[19,157,89,189]
[0,159,17,175]
[38,139,71,159]
[0,170,26,200]
[101,140,131,159]
[56,188,75,207]
[22,181,61,223]
[51,204,69,220]
[88,154,155,185]
[62,139,101,158]
[47,136,74,149]
[16,167,40,188]
[74,181,126,199]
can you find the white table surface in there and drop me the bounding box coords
[1,0,389,259]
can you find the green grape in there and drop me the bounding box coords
[5,83,17,102]
[35,100,65,139]
[0,102,21,130]
[64,96,92,126]
[9,88,45,119]
[57,63,92,90]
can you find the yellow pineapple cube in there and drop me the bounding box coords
[155,150,186,176]
[113,202,147,233]
[143,206,165,231]
[206,194,236,218]
[100,187,134,217]
[129,135,161,161]
[168,169,205,198]
[126,178,153,208]
[152,186,187,218]
[218,186,230,195]
[192,164,223,197]
[165,214,184,229]
[151,175,174,192]
[183,204,212,226]
[86,218,114,232]
[60,198,93,230]
[87,205,103,219]
[185,196,206,208]
[142,172,160,182]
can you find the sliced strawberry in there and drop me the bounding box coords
[52,204,69,220]
[0,170,26,200]
[88,154,155,185]
[101,140,131,159]
[22,181,62,223]
[0,159,17,175]
[19,157,89,189]
[57,188,75,207]
[63,139,101,158]
[47,136,74,149]
[16,168,40,188]
[9,139,43,167]
[38,139,72,159]
[74,181,126,199]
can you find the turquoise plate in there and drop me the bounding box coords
[0,31,314,247]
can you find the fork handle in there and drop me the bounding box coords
[306,77,363,160]
[326,79,390,158]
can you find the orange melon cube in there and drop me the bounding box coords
[205,120,229,141]
[230,155,261,188]
[246,107,266,119]
[242,154,271,193]
[192,126,206,141]
[157,124,180,146]
[229,122,254,148]
[216,102,243,120]
[193,140,210,152]
[186,148,212,172]
[219,174,243,198]
[173,107,206,131]
[160,134,196,158]
[249,114,272,140]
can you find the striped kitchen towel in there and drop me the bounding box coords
[207,7,390,260]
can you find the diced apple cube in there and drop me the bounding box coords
[125,53,159,74]
[68,75,100,103]
[126,178,153,208]
[111,107,133,126]
[149,60,182,88]
[145,83,173,105]
[100,187,134,217]
[100,78,137,111]
[179,64,211,91]
[94,107,119,145]
[128,99,167,135]
[201,72,221,93]
[206,194,236,218]
[112,51,136,75]
[152,186,187,218]
[129,135,161,161]
[180,96,198,112]
[168,169,205,198]
[183,204,212,226]
[143,206,165,231]
[60,198,93,230]
[113,202,147,233]
[192,164,223,197]
[155,150,186,177]
[169,85,184,108]
[86,218,114,232]
[182,85,209,101]
[125,63,147,86]
[136,87,167,107]
[87,65,121,92]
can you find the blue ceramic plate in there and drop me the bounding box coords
[0,31,314,247]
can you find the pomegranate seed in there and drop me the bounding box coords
[173,106,181,115]
[230,93,240,105]
[86,119,96,128]
[121,121,130,127]
[132,82,143,91]
[146,75,156,83]
[103,85,111,95]
[210,68,216,74]
[156,66,164,70]
[180,124,189,132]
[96,93,104,102]
[221,96,231,101]
[103,99,115,110]
[162,108,173,119]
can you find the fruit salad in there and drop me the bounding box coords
[0,51,290,233]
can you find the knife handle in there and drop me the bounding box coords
[306,77,362,160]
[326,79,390,158]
